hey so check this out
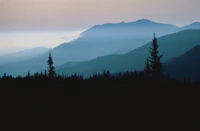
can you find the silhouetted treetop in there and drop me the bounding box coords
[47,52,56,79]
[149,33,164,78]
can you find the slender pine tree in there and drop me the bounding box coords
[47,52,56,79]
[149,33,163,78]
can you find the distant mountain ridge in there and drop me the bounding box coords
[91,19,178,28]
[81,19,180,38]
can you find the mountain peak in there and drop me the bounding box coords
[183,22,200,29]
[88,19,179,30]
[131,19,176,27]
[134,19,155,23]
[191,22,200,25]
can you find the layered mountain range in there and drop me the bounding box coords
[0,19,200,81]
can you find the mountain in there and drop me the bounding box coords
[182,22,200,30]
[164,45,200,81]
[0,46,50,65]
[56,29,200,77]
[40,19,181,65]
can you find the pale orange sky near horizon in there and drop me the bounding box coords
[0,0,200,31]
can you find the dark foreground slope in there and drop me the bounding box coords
[1,72,200,129]
[164,45,200,81]
[57,29,200,77]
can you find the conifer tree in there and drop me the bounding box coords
[44,70,47,77]
[144,57,151,76]
[3,73,6,79]
[47,52,56,79]
[27,71,30,78]
[40,71,44,76]
[106,70,110,78]
[149,33,163,78]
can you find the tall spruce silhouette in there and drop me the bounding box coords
[148,33,163,78]
[47,52,56,79]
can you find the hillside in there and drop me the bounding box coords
[164,45,200,81]
[0,46,49,65]
[57,29,200,77]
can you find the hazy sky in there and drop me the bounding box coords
[0,31,83,54]
[0,0,199,54]
[0,0,200,31]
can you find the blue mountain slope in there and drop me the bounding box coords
[57,29,200,77]
[164,45,200,81]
